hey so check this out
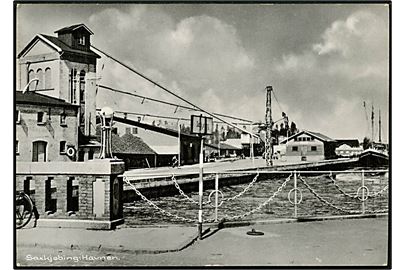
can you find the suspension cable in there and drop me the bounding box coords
[91,45,259,139]
[98,85,253,123]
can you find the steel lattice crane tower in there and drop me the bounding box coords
[265,86,273,167]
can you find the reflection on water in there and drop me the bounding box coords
[123,169,389,226]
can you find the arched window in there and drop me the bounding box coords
[79,70,86,104]
[36,68,44,90]
[45,67,52,89]
[28,69,35,90]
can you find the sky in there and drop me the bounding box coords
[16,3,390,142]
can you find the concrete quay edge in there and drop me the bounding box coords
[206,213,388,229]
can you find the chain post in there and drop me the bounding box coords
[294,171,298,218]
[215,174,219,222]
[361,169,365,215]
[198,136,204,239]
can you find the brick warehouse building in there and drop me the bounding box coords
[17,24,101,161]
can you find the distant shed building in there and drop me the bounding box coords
[113,116,201,166]
[280,130,337,162]
[111,133,156,169]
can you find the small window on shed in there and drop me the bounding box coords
[292,146,298,152]
[311,146,317,151]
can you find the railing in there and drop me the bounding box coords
[123,169,389,225]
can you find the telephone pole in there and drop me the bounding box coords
[265,86,273,167]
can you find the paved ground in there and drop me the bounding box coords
[16,216,389,267]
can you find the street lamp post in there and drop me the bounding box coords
[99,107,114,159]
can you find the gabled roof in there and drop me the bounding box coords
[18,34,100,59]
[55,24,94,35]
[16,91,78,108]
[112,133,156,155]
[280,130,336,144]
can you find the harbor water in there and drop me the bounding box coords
[123,168,389,226]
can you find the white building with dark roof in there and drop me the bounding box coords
[17,24,101,161]
[280,130,337,162]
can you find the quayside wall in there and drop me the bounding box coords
[123,158,367,202]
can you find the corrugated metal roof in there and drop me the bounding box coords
[16,91,78,107]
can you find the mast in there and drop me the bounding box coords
[265,86,273,167]
[379,109,382,143]
[371,104,374,143]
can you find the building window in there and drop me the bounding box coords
[311,146,317,151]
[16,110,20,124]
[45,67,52,89]
[28,69,35,91]
[60,113,67,126]
[79,71,85,104]
[16,140,19,155]
[125,127,131,135]
[132,127,138,134]
[36,68,44,90]
[45,177,57,214]
[292,146,298,152]
[32,141,47,162]
[60,141,66,154]
[78,35,86,46]
[69,69,77,103]
[67,177,79,213]
[37,112,45,124]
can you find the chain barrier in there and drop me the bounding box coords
[123,176,195,223]
[298,174,362,214]
[368,185,389,198]
[222,173,292,221]
[327,172,389,200]
[123,171,388,224]
[170,172,260,206]
[170,175,211,205]
[222,172,260,202]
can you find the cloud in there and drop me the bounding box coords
[89,6,256,124]
[270,10,388,139]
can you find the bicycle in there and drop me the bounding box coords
[15,191,34,229]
